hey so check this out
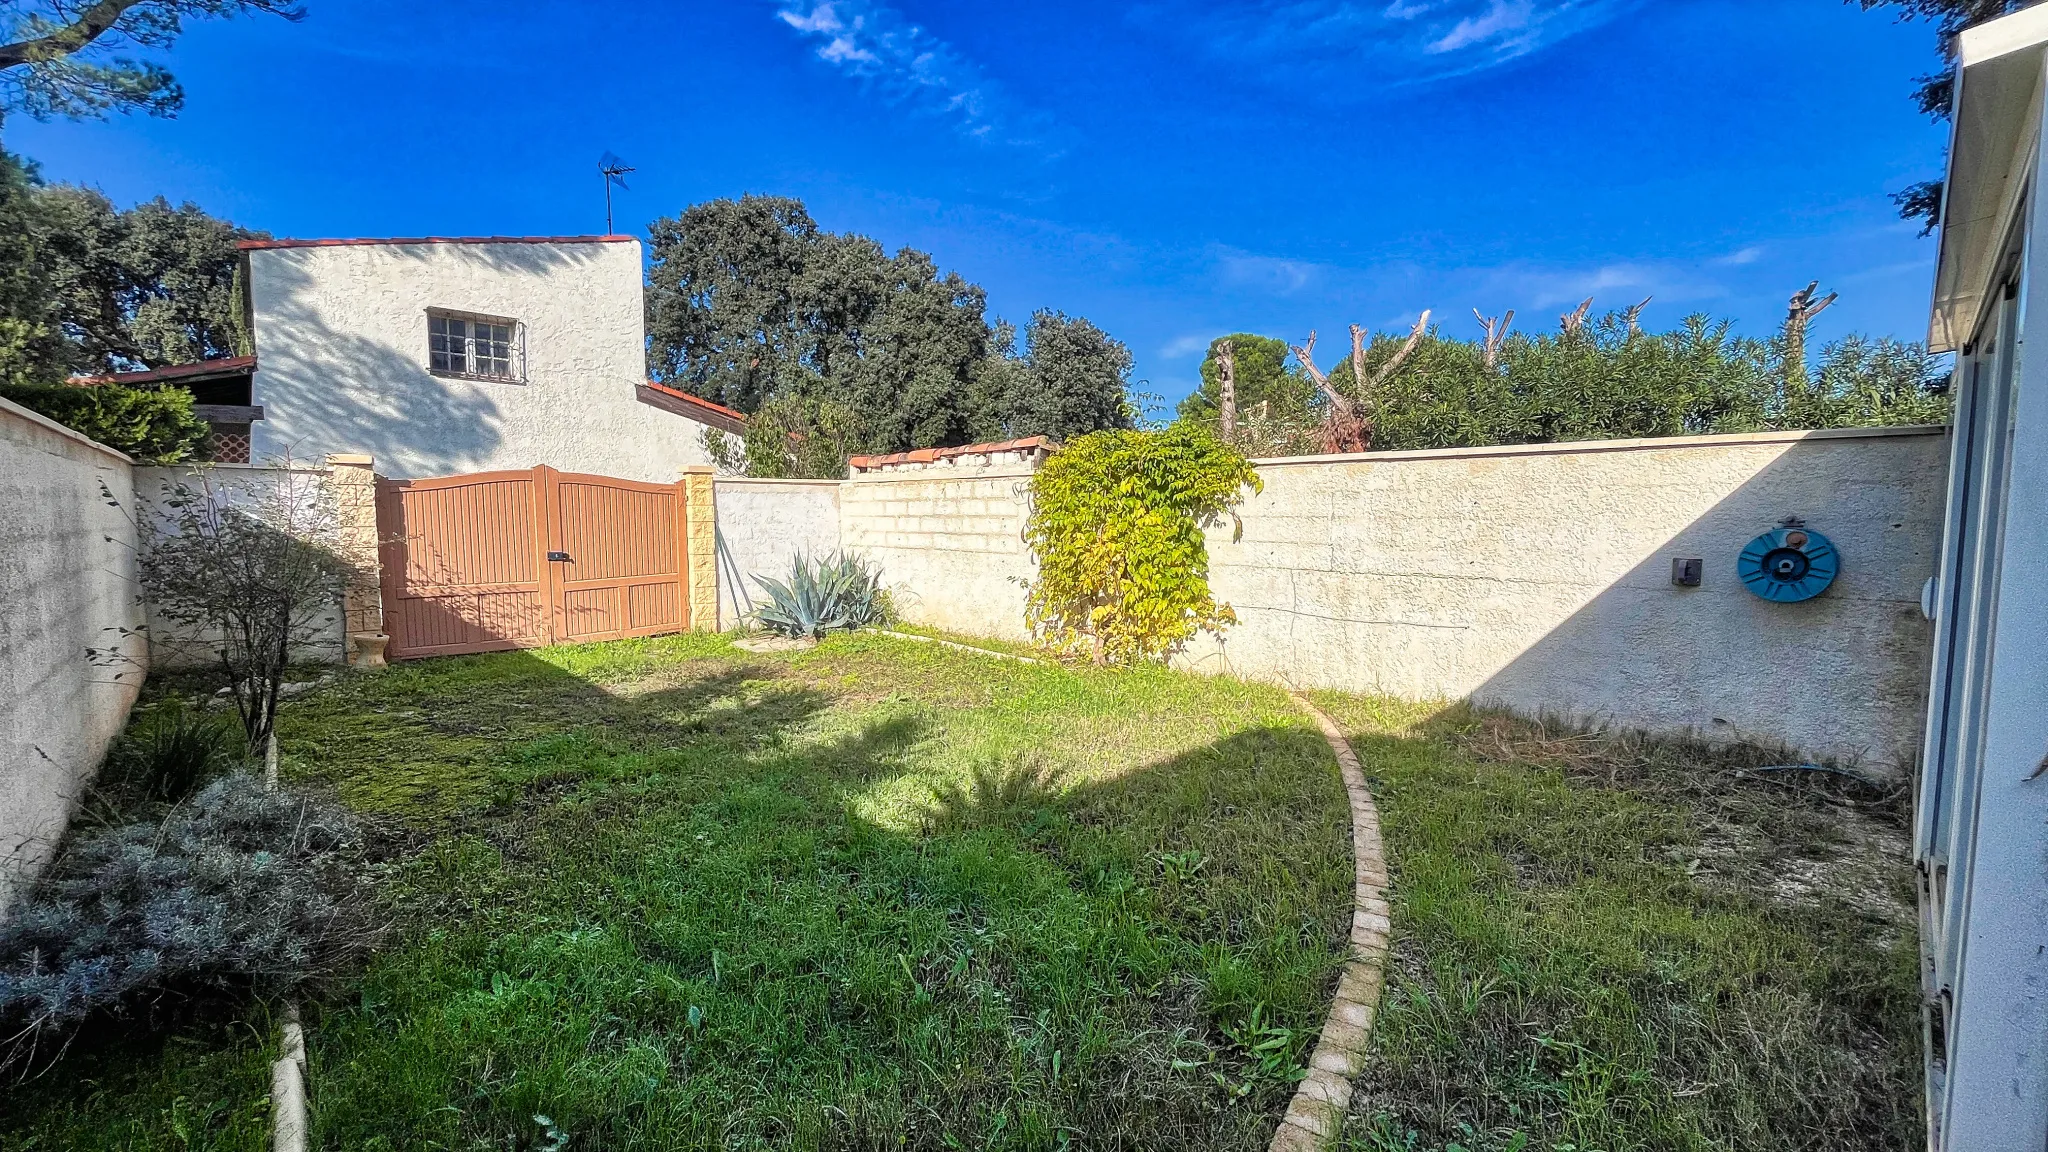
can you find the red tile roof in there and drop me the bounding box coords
[238,235,636,251]
[69,355,257,387]
[848,436,1055,470]
[643,381,745,421]
[635,381,747,434]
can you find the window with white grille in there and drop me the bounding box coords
[428,311,523,381]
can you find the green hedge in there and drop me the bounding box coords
[0,382,209,462]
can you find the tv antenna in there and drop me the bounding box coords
[599,151,635,234]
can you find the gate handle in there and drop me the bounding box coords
[546,551,572,562]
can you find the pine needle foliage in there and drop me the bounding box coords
[1024,426,1260,664]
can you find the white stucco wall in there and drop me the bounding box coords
[839,459,1038,642]
[713,479,844,629]
[824,427,1946,769]
[245,238,715,482]
[1181,426,1948,770]
[0,399,146,911]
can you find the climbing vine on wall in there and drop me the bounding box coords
[1023,425,1261,664]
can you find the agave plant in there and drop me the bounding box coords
[752,552,891,639]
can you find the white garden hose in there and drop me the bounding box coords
[265,733,310,1152]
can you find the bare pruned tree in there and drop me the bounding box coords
[1622,295,1653,336]
[1215,337,1237,443]
[1293,311,1429,454]
[1782,280,1838,386]
[1560,297,1593,339]
[1473,308,1514,369]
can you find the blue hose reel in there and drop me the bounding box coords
[1737,524,1838,603]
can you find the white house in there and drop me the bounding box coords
[228,234,738,482]
[1916,8,2048,1149]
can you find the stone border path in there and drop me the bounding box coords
[1270,693,1392,1152]
[856,631,1389,1147]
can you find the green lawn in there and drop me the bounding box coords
[0,634,1921,1151]
[1,632,1353,1150]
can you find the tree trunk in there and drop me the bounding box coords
[1216,339,1237,443]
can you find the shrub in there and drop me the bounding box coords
[0,381,207,462]
[1024,425,1260,664]
[0,773,370,1073]
[753,552,892,638]
[101,697,243,802]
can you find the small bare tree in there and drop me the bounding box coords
[1293,311,1430,454]
[140,465,351,753]
[1215,337,1238,443]
[1782,280,1838,386]
[1559,297,1593,339]
[1622,295,1653,336]
[1473,308,1515,369]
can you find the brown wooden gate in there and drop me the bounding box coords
[375,466,693,660]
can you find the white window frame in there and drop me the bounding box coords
[427,308,525,383]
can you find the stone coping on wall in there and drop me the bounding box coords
[0,395,135,464]
[713,476,848,487]
[1251,423,1948,468]
[848,436,1055,474]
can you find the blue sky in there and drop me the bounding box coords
[7,0,1947,407]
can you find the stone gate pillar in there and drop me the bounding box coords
[324,453,387,667]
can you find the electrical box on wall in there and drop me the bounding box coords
[1671,557,1703,587]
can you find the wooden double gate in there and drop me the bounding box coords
[375,466,695,660]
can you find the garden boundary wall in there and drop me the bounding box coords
[0,397,147,912]
[714,427,1949,771]
[713,478,844,629]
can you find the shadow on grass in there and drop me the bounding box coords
[3,635,1357,1152]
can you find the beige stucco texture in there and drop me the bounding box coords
[0,399,146,910]
[245,239,714,482]
[1183,427,1949,770]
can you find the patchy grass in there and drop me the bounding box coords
[3,632,1353,1150]
[1313,696,1921,1152]
[0,634,1922,1151]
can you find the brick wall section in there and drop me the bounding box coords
[325,453,385,664]
[841,440,1048,642]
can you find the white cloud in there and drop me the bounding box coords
[774,1,1025,142]
[1161,333,1217,358]
[1144,0,1639,85]
[1713,245,1766,267]
[1477,259,1723,311]
[1214,247,1335,296]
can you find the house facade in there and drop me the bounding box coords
[1916,8,2048,1149]
[236,234,731,482]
